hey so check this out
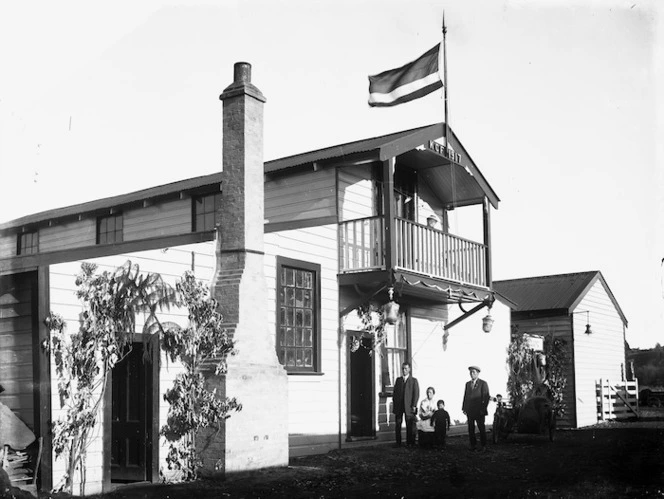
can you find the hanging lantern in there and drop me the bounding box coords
[584,310,593,334]
[384,287,400,325]
[482,313,494,333]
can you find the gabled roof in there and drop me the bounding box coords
[265,122,500,209]
[493,271,627,326]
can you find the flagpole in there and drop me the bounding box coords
[442,13,450,155]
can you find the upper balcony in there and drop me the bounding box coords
[339,216,488,288]
[265,122,500,304]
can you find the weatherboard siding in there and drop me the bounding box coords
[48,242,215,492]
[265,168,336,225]
[0,271,36,431]
[40,219,96,252]
[337,164,375,221]
[264,224,341,457]
[509,316,575,428]
[123,198,191,241]
[0,234,15,257]
[572,280,626,427]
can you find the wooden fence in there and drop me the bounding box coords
[596,379,639,421]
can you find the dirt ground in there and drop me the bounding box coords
[38,410,664,499]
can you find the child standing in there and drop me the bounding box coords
[430,399,451,448]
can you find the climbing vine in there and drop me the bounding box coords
[350,302,386,354]
[506,327,568,417]
[159,271,241,482]
[45,261,174,494]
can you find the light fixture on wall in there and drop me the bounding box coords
[584,310,593,335]
[383,287,400,325]
[482,310,494,333]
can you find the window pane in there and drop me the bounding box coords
[195,214,204,231]
[276,260,318,372]
[286,287,294,306]
[100,218,107,233]
[303,328,312,347]
[303,348,313,367]
[203,194,213,212]
[116,216,123,229]
[397,318,407,347]
[204,212,214,230]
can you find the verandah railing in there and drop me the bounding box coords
[338,216,488,288]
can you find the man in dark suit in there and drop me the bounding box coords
[462,365,490,451]
[392,361,420,447]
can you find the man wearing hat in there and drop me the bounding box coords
[462,365,490,451]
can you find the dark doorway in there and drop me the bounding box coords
[349,337,374,438]
[110,342,153,483]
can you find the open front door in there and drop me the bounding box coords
[349,337,375,438]
[110,343,153,483]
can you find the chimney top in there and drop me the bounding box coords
[234,62,252,84]
[220,61,266,103]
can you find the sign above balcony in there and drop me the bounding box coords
[427,140,462,164]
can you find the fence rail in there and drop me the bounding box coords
[596,379,639,421]
[338,216,488,287]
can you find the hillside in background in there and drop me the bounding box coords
[628,344,664,389]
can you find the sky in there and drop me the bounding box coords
[0,0,662,348]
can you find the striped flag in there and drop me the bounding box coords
[368,44,443,107]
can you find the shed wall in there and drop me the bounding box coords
[572,280,626,427]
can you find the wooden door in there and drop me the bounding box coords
[111,343,150,482]
[349,337,374,438]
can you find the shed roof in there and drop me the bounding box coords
[493,271,627,326]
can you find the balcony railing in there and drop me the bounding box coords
[339,216,488,288]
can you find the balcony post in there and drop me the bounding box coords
[382,157,396,273]
[483,196,492,288]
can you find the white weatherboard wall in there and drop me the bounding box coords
[410,301,511,427]
[337,165,374,221]
[264,224,341,457]
[571,280,626,427]
[48,242,215,494]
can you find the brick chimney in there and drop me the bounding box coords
[199,62,288,475]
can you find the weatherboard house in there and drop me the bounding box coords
[0,63,512,494]
[494,271,630,428]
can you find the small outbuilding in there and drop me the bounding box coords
[493,271,630,428]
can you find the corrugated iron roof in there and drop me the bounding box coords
[493,271,627,325]
[264,123,439,173]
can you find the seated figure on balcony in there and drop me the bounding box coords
[416,386,437,447]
